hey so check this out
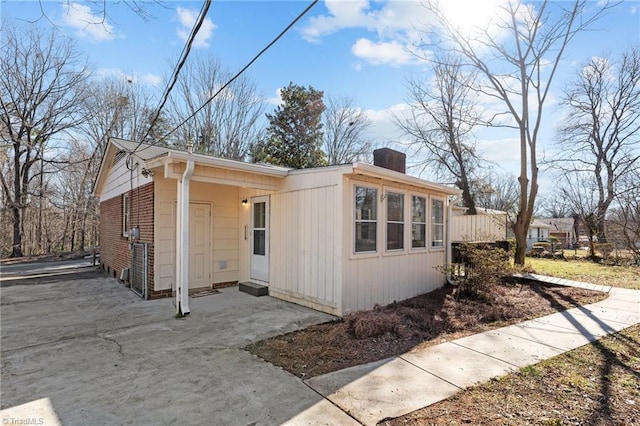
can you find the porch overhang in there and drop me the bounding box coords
[145,156,288,191]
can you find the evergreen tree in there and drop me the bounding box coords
[252,82,326,168]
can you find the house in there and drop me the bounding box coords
[539,217,576,249]
[526,219,551,249]
[451,207,511,242]
[93,139,461,317]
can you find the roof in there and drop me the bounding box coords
[93,138,461,197]
[538,217,575,233]
[530,219,552,229]
[351,162,461,196]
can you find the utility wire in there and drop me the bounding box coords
[151,0,319,148]
[131,0,212,156]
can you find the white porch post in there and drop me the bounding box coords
[176,160,195,315]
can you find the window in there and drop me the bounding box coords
[386,192,404,250]
[122,193,131,237]
[431,198,444,248]
[354,186,377,252]
[411,195,426,248]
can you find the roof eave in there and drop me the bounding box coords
[352,162,462,196]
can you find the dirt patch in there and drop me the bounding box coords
[246,281,607,379]
[383,324,640,426]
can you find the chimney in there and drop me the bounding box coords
[373,148,406,174]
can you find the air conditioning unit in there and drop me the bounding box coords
[120,267,130,283]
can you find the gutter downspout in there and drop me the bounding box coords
[176,159,195,316]
[446,194,460,286]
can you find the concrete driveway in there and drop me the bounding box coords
[1,267,357,425]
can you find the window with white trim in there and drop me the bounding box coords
[431,198,444,248]
[122,193,131,237]
[354,186,377,253]
[411,195,426,248]
[386,191,404,250]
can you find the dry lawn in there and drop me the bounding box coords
[527,257,640,290]
[383,324,640,426]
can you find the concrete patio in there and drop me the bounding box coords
[0,267,355,425]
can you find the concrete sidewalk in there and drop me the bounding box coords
[304,275,640,425]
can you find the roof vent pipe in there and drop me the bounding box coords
[186,141,194,154]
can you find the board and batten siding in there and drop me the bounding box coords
[153,176,241,291]
[268,169,344,316]
[451,213,508,242]
[341,176,448,314]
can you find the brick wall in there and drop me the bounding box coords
[99,182,155,293]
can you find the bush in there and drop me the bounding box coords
[594,243,614,259]
[450,242,512,299]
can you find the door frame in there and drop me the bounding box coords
[250,195,270,283]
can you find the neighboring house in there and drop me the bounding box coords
[451,207,511,242]
[539,217,576,249]
[93,139,461,317]
[526,219,551,249]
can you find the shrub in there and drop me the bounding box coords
[594,243,614,259]
[450,242,512,299]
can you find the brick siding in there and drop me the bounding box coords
[99,182,156,294]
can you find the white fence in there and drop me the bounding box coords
[451,213,508,242]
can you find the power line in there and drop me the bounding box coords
[152,0,319,147]
[131,0,212,155]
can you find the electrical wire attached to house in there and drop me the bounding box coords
[131,0,319,156]
[130,0,212,157]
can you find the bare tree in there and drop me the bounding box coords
[607,170,640,262]
[474,172,520,214]
[554,48,640,243]
[323,95,372,165]
[168,55,265,160]
[0,24,92,257]
[558,172,600,257]
[423,0,611,264]
[395,55,483,214]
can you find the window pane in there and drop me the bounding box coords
[253,202,265,228]
[432,224,443,247]
[386,192,404,222]
[355,223,377,252]
[386,223,404,250]
[355,187,377,220]
[253,230,266,255]
[431,199,443,223]
[412,224,426,248]
[412,196,426,222]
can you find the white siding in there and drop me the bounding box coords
[342,252,446,314]
[341,176,448,315]
[267,170,343,316]
[451,213,508,242]
[100,156,152,202]
[153,176,241,291]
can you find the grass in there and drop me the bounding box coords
[383,324,640,425]
[525,257,640,290]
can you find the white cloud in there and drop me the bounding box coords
[351,38,418,66]
[266,88,283,106]
[176,7,216,49]
[61,2,115,42]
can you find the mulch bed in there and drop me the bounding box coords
[246,281,608,379]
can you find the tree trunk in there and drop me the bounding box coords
[10,205,22,257]
[513,214,528,265]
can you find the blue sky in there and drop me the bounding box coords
[2,0,639,188]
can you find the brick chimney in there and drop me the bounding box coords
[373,148,406,174]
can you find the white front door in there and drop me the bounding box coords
[250,196,269,282]
[189,203,211,288]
